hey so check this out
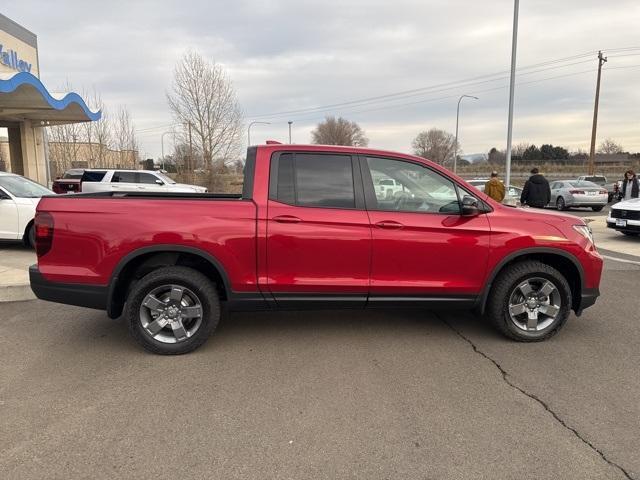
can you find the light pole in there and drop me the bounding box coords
[247,121,270,146]
[288,121,293,143]
[161,131,173,170]
[504,0,519,190]
[453,95,478,173]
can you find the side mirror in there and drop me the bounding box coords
[155,179,164,185]
[461,195,480,217]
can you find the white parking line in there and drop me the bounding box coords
[602,255,640,266]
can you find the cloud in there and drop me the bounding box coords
[4,0,639,157]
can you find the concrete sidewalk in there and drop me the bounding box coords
[0,244,35,302]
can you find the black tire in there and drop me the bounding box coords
[486,261,572,342]
[26,223,35,248]
[556,197,567,211]
[125,266,220,355]
[591,206,604,212]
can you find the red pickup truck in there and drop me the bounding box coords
[30,144,603,354]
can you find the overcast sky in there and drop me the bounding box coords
[6,0,640,158]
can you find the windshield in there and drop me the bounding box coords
[0,175,53,198]
[155,172,176,184]
[584,176,606,185]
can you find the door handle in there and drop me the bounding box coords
[272,215,302,224]
[375,220,404,230]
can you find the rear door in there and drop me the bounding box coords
[266,152,371,307]
[361,155,491,304]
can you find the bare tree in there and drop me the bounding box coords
[113,106,138,168]
[412,128,458,165]
[311,116,368,146]
[598,138,624,154]
[167,51,243,172]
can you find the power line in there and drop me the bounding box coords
[248,47,640,118]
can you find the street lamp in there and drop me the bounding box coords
[453,95,478,173]
[504,0,519,190]
[247,121,271,146]
[160,131,173,170]
[288,121,293,144]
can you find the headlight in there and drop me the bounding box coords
[573,224,594,244]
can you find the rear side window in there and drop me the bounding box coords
[113,171,137,183]
[81,171,106,182]
[270,153,356,209]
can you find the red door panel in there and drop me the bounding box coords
[368,211,491,295]
[266,200,371,293]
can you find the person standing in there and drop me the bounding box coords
[620,169,639,200]
[484,171,506,202]
[520,167,551,208]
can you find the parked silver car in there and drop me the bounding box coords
[550,180,608,211]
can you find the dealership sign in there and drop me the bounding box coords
[0,44,32,73]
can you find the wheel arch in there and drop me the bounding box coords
[107,245,232,319]
[479,248,584,315]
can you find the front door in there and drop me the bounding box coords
[266,152,371,307]
[0,188,18,239]
[361,156,491,305]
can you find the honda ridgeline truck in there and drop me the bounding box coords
[30,144,603,354]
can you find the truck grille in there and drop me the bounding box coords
[611,209,640,220]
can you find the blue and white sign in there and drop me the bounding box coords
[0,44,32,73]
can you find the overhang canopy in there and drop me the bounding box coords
[0,72,101,126]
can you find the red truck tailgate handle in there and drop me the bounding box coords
[375,220,404,229]
[272,215,302,224]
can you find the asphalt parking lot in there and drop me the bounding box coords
[1,255,638,480]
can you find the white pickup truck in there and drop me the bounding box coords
[80,169,207,194]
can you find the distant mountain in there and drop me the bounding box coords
[460,153,488,163]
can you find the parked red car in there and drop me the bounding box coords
[31,144,603,354]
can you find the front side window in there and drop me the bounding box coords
[113,171,137,183]
[271,153,356,209]
[139,173,160,184]
[365,157,460,214]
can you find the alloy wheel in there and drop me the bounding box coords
[139,284,203,343]
[507,277,562,332]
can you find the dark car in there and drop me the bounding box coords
[52,168,84,194]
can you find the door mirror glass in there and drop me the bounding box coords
[155,179,164,185]
[461,195,480,216]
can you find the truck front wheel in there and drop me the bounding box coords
[125,266,220,355]
[486,261,571,342]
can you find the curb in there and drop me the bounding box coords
[0,283,36,302]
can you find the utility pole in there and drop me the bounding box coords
[504,0,519,191]
[288,121,293,143]
[588,50,607,176]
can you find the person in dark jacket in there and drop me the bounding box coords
[620,169,639,200]
[520,167,551,208]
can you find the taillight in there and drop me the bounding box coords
[569,190,585,195]
[599,190,607,195]
[35,212,54,256]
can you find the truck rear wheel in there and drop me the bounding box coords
[486,261,571,342]
[125,266,220,355]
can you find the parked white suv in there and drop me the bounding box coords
[0,172,54,247]
[80,169,207,194]
[607,197,640,236]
